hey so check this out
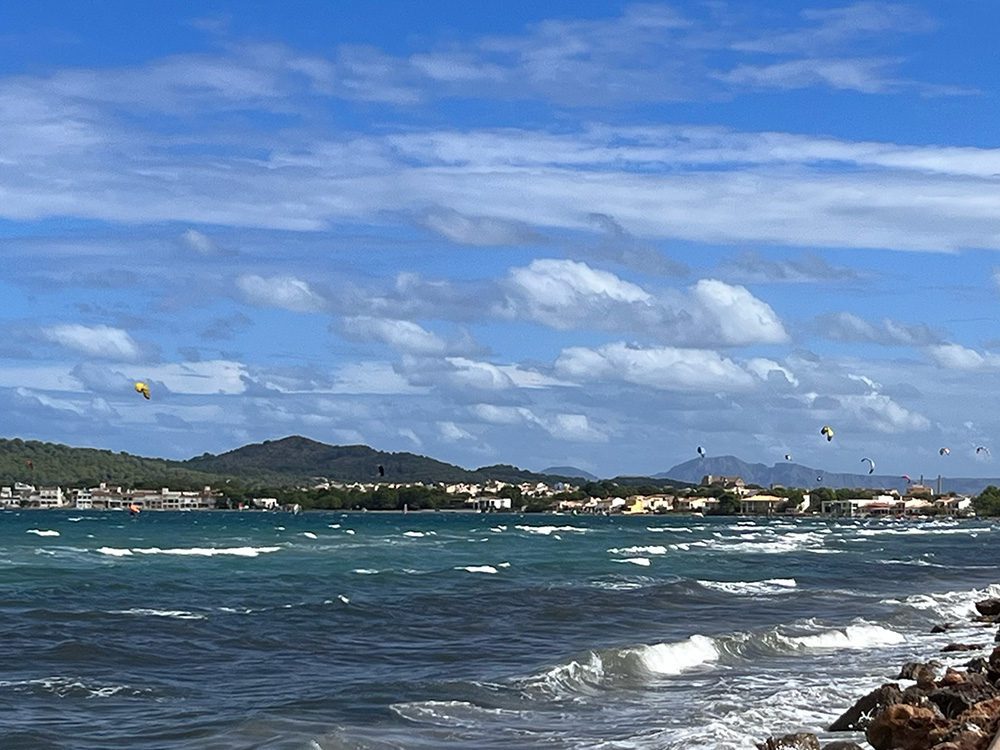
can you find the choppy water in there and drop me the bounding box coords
[1,511,997,749]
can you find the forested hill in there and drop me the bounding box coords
[183,436,578,484]
[0,436,581,488]
[0,438,225,489]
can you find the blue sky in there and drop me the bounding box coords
[4,1,1000,478]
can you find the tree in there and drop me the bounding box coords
[974,486,1000,516]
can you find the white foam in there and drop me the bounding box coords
[404,531,427,537]
[337,594,350,604]
[302,532,318,539]
[613,557,651,566]
[515,524,588,536]
[457,565,498,574]
[490,525,507,532]
[352,568,379,575]
[647,526,692,533]
[328,524,341,529]
[97,547,133,557]
[345,529,356,535]
[608,545,668,555]
[629,635,720,675]
[112,608,205,620]
[99,546,280,557]
[699,578,797,596]
[26,529,59,537]
[789,623,904,650]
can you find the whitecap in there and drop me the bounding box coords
[698,578,797,596]
[788,623,904,650]
[515,524,588,536]
[608,545,667,555]
[457,565,498,574]
[26,529,59,537]
[302,532,318,539]
[352,568,379,575]
[112,608,205,620]
[612,557,651,566]
[629,635,721,675]
[337,594,350,604]
[129,546,280,557]
[97,547,133,557]
[403,531,427,537]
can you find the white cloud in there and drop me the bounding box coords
[555,343,756,392]
[422,208,542,246]
[546,413,607,443]
[438,421,474,442]
[746,358,798,387]
[690,279,788,345]
[42,324,141,361]
[817,312,941,346]
[927,343,1000,370]
[343,316,448,355]
[237,274,326,313]
[140,360,248,395]
[839,391,931,433]
[181,229,217,254]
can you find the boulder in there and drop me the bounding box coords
[865,703,951,750]
[965,658,988,674]
[756,732,821,750]
[928,677,1000,719]
[927,721,991,750]
[943,643,985,653]
[829,684,903,731]
[974,598,1000,617]
[986,646,1000,682]
[940,670,968,687]
[821,743,864,750]
[900,662,942,682]
[955,695,1000,733]
[932,623,954,634]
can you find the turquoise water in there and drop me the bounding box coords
[1,511,997,749]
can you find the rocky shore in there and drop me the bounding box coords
[758,596,1000,750]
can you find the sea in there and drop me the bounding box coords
[1,511,997,749]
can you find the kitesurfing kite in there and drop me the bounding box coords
[977,446,991,457]
[816,475,823,482]
[820,425,834,442]
[784,453,792,461]
[134,381,151,400]
[697,446,705,458]
[861,457,875,475]
[939,447,950,456]
[377,464,385,477]
[902,474,912,484]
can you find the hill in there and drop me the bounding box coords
[541,465,599,481]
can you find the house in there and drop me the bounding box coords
[739,494,785,515]
[28,486,66,509]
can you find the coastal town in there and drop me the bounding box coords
[1,472,977,517]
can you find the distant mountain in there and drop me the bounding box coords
[541,465,599,481]
[658,455,999,495]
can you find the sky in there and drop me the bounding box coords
[3,1,1000,479]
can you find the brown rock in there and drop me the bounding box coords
[829,683,903,731]
[932,623,954,634]
[942,643,984,653]
[940,670,967,687]
[821,743,864,750]
[865,703,950,750]
[756,732,821,750]
[928,677,1000,719]
[965,657,988,674]
[955,695,1000,732]
[975,598,1000,617]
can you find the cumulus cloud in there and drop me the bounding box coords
[927,343,1000,370]
[555,343,757,392]
[438,421,474,442]
[343,316,450,355]
[690,279,788,345]
[236,274,326,313]
[42,324,141,361]
[468,404,606,442]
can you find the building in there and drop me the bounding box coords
[739,494,785,515]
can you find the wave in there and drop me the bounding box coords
[0,676,153,699]
[26,529,60,537]
[785,624,904,650]
[404,531,435,538]
[612,557,651,566]
[96,546,281,557]
[514,525,588,536]
[457,565,498,574]
[882,582,1000,623]
[518,619,907,700]
[608,545,668,555]
[352,568,379,575]
[698,578,797,596]
[302,532,318,539]
[111,608,205,620]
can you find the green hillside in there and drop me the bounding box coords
[0,438,228,489]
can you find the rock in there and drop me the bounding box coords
[756,732,821,750]
[932,623,954,634]
[965,657,987,674]
[940,669,968,687]
[821,743,864,750]
[866,703,951,750]
[986,646,1000,682]
[942,643,984,653]
[955,695,1000,732]
[928,721,991,750]
[829,683,903,731]
[975,598,1000,617]
[900,661,943,682]
[995,628,1000,643]
[928,676,1000,719]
